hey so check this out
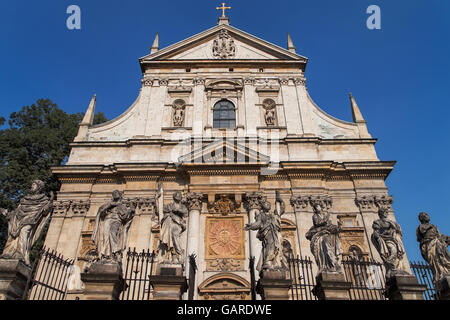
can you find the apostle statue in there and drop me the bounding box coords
[91,190,135,262]
[371,207,409,278]
[305,196,343,274]
[244,191,285,272]
[158,191,188,264]
[416,212,450,282]
[0,180,54,266]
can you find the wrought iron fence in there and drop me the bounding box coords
[249,256,257,300]
[188,254,197,300]
[120,248,156,300]
[288,256,317,300]
[25,247,74,300]
[342,256,386,300]
[410,260,437,300]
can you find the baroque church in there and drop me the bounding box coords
[44,9,413,300]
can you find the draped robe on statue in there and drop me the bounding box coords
[417,222,450,282]
[159,201,188,263]
[371,218,408,277]
[1,193,53,265]
[245,199,285,272]
[306,212,342,273]
[92,200,134,261]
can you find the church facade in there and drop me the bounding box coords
[45,15,411,300]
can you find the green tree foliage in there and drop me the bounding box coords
[0,99,107,254]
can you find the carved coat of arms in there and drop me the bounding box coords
[212,30,236,59]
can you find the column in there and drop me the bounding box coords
[184,192,203,300]
[193,78,206,137]
[354,194,381,260]
[244,192,263,277]
[279,78,303,136]
[44,200,71,250]
[133,197,158,251]
[290,195,311,258]
[243,78,258,136]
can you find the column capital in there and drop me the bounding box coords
[243,77,255,85]
[193,78,206,86]
[141,76,153,87]
[53,200,72,217]
[243,192,265,211]
[290,195,310,211]
[290,194,333,212]
[187,192,204,211]
[136,197,157,215]
[355,194,393,211]
[71,200,91,216]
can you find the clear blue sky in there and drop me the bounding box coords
[0,0,449,261]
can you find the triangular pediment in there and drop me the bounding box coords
[140,24,307,62]
[178,140,270,165]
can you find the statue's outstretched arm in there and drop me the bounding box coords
[245,214,262,231]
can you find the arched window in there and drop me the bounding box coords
[213,100,236,129]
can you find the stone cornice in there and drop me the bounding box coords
[68,137,379,149]
[52,161,395,184]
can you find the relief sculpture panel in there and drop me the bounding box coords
[205,216,245,271]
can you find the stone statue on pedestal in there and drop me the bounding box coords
[158,191,188,264]
[91,190,135,262]
[305,196,343,274]
[0,180,54,266]
[244,191,285,272]
[371,207,409,279]
[416,212,450,282]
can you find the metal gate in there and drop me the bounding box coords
[410,260,437,300]
[288,256,317,300]
[120,248,197,300]
[342,256,387,300]
[120,248,156,300]
[24,247,74,300]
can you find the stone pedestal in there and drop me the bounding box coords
[435,276,450,300]
[312,272,351,300]
[149,264,187,300]
[80,261,125,300]
[385,274,426,300]
[0,259,31,300]
[256,270,291,300]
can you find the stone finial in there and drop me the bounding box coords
[150,32,159,54]
[349,93,366,123]
[349,93,372,138]
[74,94,96,142]
[287,33,296,53]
